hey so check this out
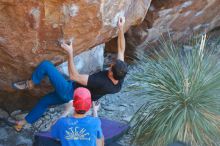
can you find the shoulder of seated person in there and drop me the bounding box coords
[87,116,100,121]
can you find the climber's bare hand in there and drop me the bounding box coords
[61,39,73,55]
[118,16,125,29]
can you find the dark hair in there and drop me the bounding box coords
[75,110,86,114]
[112,59,128,80]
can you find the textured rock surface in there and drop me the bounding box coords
[106,0,220,53]
[57,43,104,76]
[0,0,151,111]
[0,43,104,112]
[0,108,9,119]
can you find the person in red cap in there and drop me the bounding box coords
[51,87,104,146]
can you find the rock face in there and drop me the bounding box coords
[0,43,103,112]
[1,0,220,112]
[125,0,220,51]
[57,44,105,76]
[0,0,151,111]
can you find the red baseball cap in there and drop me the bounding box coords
[73,87,91,112]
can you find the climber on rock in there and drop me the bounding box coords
[12,16,127,132]
[51,87,104,146]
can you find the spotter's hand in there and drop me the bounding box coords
[93,101,100,112]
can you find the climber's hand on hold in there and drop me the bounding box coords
[61,38,73,55]
[118,16,125,30]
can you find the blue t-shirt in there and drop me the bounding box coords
[51,116,103,146]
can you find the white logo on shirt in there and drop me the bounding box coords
[65,127,91,141]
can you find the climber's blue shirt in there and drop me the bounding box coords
[51,116,103,146]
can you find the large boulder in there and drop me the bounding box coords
[125,0,220,51]
[0,0,151,111]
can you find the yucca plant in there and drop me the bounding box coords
[129,35,220,146]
